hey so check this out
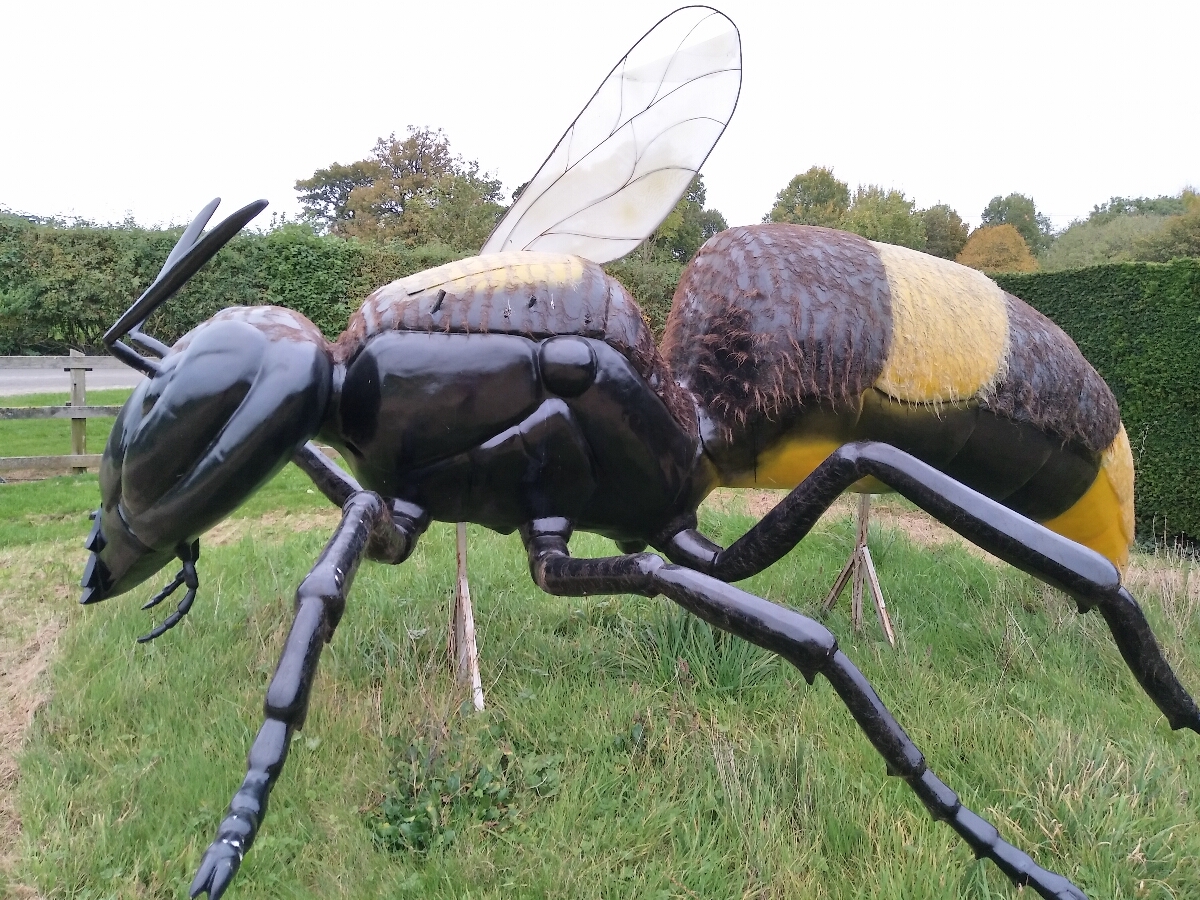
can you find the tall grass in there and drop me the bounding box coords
[0,390,131,461]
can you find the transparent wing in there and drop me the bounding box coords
[481,6,741,264]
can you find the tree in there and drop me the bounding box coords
[841,185,926,250]
[919,204,969,259]
[1088,194,1188,226]
[765,166,850,227]
[295,160,379,234]
[1039,214,1166,270]
[956,224,1038,273]
[1038,190,1199,270]
[1133,191,1200,262]
[295,127,505,250]
[647,175,728,263]
[980,193,1054,254]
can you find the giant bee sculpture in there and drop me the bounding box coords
[76,7,1196,899]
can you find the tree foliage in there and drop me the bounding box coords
[981,193,1054,254]
[1088,194,1189,226]
[765,166,850,228]
[1039,214,1168,271]
[1133,191,1200,262]
[1038,190,1199,270]
[293,161,378,234]
[956,224,1038,273]
[841,186,926,249]
[295,127,505,251]
[920,204,969,259]
[646,175,728,263]
[764,168,976,256]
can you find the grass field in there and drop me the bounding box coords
[2,394,1198,899]
[0,390,131,462]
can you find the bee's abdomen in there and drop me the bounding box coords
[661,224,894,426]
[666,224,1132,568]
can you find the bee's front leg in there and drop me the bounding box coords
[190,491,423,899]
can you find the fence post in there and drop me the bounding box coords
[66,349,91,474]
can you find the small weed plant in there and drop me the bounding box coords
[370,711,561,854]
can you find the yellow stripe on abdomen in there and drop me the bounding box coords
[723,435,887,494]
[725,437,842,489]
[1041,424,1135,572]
[396,252,587,295]
[720,422,1135,573]
[871,242,1010,403]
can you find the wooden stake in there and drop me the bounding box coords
[821,493,897,647]
[861,545,896,647]
[450,522,485,711]
[851,494,869,631]
[821,553,857,613]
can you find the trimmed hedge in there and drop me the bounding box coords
[0,218,467,352]
[0,218,682,351]
[997,259,1200,543]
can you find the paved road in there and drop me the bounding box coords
[0,367,147,396]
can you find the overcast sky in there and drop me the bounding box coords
[2,0,1196,235]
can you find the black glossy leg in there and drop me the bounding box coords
[190,491,420,899]
[292,442,361,508]
[291,443,429,565]
[661,441,1200,734]
[523,518,1087,900]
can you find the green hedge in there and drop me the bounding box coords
[0,218,467,352]
[997,259,1200,543]
[0,218,685,352]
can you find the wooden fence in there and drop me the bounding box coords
[0,352,124,476]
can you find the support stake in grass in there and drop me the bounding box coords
[450,522,485,710]
[821,493,897,647]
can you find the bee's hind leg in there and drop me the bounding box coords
[661,440,1200,734]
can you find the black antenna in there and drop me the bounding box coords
[104,198,268,375]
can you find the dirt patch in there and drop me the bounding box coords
[702,488,994,560]
[206,508,343,547]
[0,466,101,484]
[867,503,1000,564]
[703,488,856,524]
[0,611,58,899]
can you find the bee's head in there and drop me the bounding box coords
[81,309,332,605]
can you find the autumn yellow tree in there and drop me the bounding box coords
[956,224,1038,273]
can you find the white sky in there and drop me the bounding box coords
[2,0,1196,234]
